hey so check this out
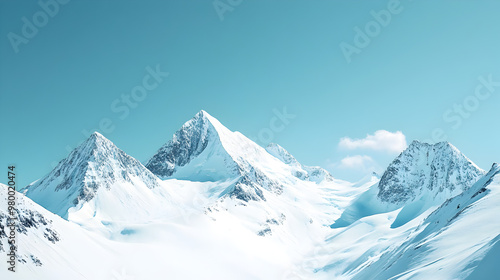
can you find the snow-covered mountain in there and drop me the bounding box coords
[23,132,176,225]
[313,163,500,280]
[145,110,240,181]
[146,111,335,202]
[332,141,485,229]
[377,141,485,206]
[3,110,500,280]
[141,111,367,269]
[354,163,500,279]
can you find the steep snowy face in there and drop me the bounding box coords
[24,132,161,218]
[146,110,240,180]
[0,184,60,267]
[377,141,485,205]
[266,143,334,183]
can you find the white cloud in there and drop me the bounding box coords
[338,130,407,154]
[338,155,374,169]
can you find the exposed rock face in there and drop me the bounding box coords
[0,185,60,266]
[377,141,485,205]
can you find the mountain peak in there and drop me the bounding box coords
[90,130,104,138]
[195,109,210,118]
[192,110,221,126]
[377,140,485,205]
[59,132,114,161]
[25,133,161,218]
[145,110,236,180]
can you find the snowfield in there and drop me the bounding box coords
[1,111,499,279]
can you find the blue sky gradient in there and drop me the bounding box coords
[1,0,500,186]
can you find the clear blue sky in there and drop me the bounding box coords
[1,0,500,186]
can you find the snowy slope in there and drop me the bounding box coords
[0,184,117,280]
[144,111,357,227]
[142,111,363,263]
[0,185,297,280]
[10,112,361,280]
[349,163,500,280]
[310,146,496,280]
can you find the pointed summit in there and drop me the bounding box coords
[377,140,485,205]
[25,132,162,218]
[71,131,120,160]
[195,109,210,119]
[145,110,239,180]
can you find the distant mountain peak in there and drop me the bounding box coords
[377,140,485,205]
[265,143,334,183]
